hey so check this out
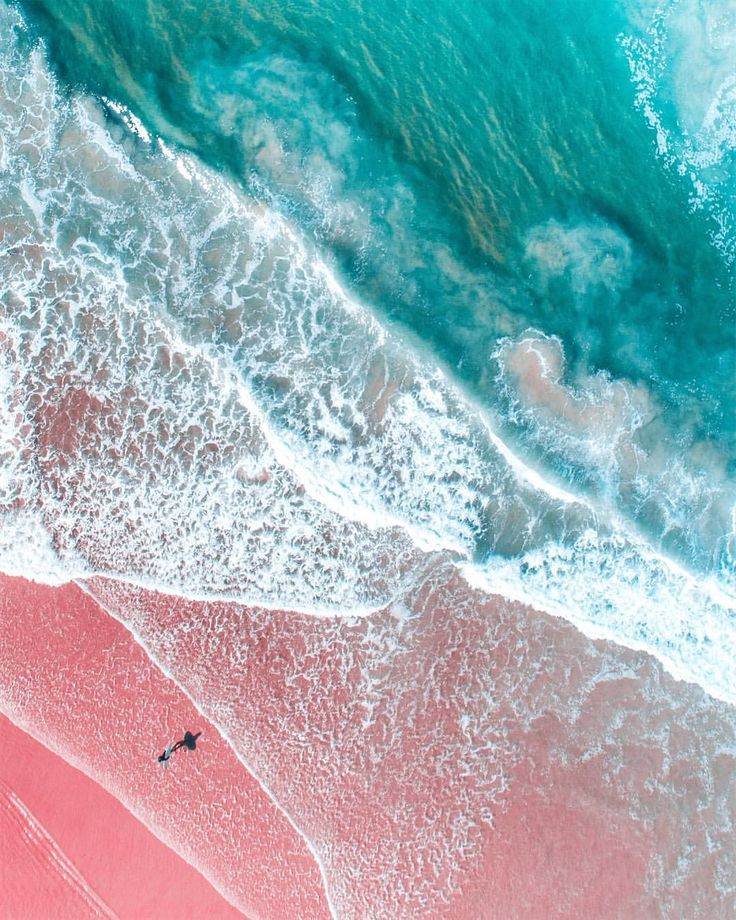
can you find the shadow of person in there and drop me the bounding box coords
[182,730,201,750]
[172,731,202,753]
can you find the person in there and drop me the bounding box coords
[157,742,174,768]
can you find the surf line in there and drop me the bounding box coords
[60,77,735,602]
[85,86,582,536]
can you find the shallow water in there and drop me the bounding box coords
[0,0,735,703]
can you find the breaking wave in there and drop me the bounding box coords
[0,1,734,706]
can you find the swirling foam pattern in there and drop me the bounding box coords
[0,1,734,703]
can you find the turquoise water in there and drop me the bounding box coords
[18,0,736,547]
[19,0,734,386]
[1,0,735,697]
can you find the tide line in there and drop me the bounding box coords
[0,778,117,919]
[78,578,340,920]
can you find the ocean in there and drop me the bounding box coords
[1,0,735,702]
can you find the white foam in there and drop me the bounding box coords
[465,527,736,706]
[102,96,152,144]
[619,0,736,262]
[0,2,734,707]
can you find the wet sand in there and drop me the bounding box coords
[88,566,736,919]
[0,574,330,920]
[2,569,735,918]
[0,712,242,919]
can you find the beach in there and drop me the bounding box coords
[3,569,735,917]
[1,0,734,913]
[0,574,329,919]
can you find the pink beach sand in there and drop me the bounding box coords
[0,574,329,920]
[2,567,735,918]
[88,567,735,919]
[1,711,243,919]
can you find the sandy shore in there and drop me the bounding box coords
[2,567,735,918]
[1,712,244,919]
[0,574,330,920]
[88,566,736,919]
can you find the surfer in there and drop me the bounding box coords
[157,742,174,769]
[158,731,201,767]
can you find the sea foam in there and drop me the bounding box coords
[0,2,734,707]
[619,0,736,263]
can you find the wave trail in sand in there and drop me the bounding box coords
[0,780,116,919]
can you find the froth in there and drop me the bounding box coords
[0,2,735,707]
[467,529,736,705]
[494,330,736,573]
[0,16,430,612]
[619,0,736,263]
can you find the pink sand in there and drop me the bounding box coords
[3,568,735,918]
[89,567,736,919]
[0,574,330,920]
[0,712,241,919]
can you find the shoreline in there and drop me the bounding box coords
[0,573,330,920]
